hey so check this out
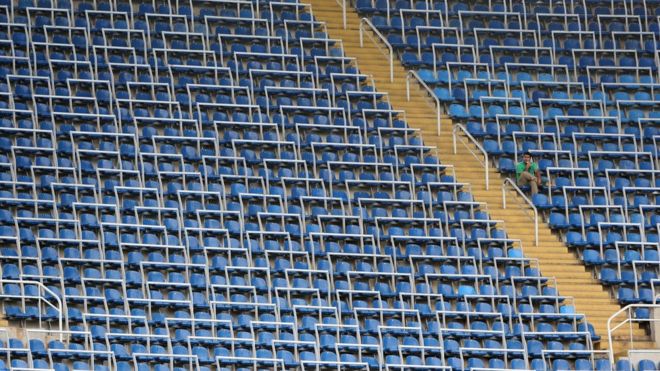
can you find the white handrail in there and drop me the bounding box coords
[502,178,539,246]
[406,70,442,135]
[336,0,347,29]
[607,303,660,366]
[453,123,490,190]
[1,279,64,339]
[359,17,394,82]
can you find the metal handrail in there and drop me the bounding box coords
[502,178,539,246]
[359,17,394,82]
[607,303,660,366]
[336,0,347,29]
[0,279,64,339]
[453,123,490,190]
[406,70,442,135]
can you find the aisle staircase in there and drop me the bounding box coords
[307,0,655,355]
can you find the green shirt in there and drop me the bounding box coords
[516,161,538,180]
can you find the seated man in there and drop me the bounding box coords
[516,152,541,194]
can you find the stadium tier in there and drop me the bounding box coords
[0,0,655,369]
[353,0,659,319]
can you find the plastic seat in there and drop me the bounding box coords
[0,1,649,368]
[638,359,656,371]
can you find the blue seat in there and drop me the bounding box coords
[0,0,650,366]
[638,359,657,371]
[615,359,631,371]
[532,193,550,208]
[553,359,571,370]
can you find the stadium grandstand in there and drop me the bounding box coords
[0,0,656,369]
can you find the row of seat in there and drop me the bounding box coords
[353,0,660,314]
[0,0,619,370]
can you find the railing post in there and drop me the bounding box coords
[359,21,364,47]
[405,73,410,101]
[532,210,538,245]
[629,311,633,350]
[608,312,615,366]
[408,70,441,134]
[502,181,507,209]
[389,51,394,82]
[485,156,489,191]
[342,0,347,29]
[502,178,539,246]
[454,124,489,191]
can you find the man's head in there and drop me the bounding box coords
[522,152,532,163]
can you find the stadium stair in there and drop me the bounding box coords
[307,0,656,355]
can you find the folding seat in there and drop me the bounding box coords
[638,360,656,371]
[614,359,632,371]
[1,263,19,280]
[589,358,611,371]
[448,103,469,120]
[551,358,571,370]
[617,286,637,304]
[453,356,480,370]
